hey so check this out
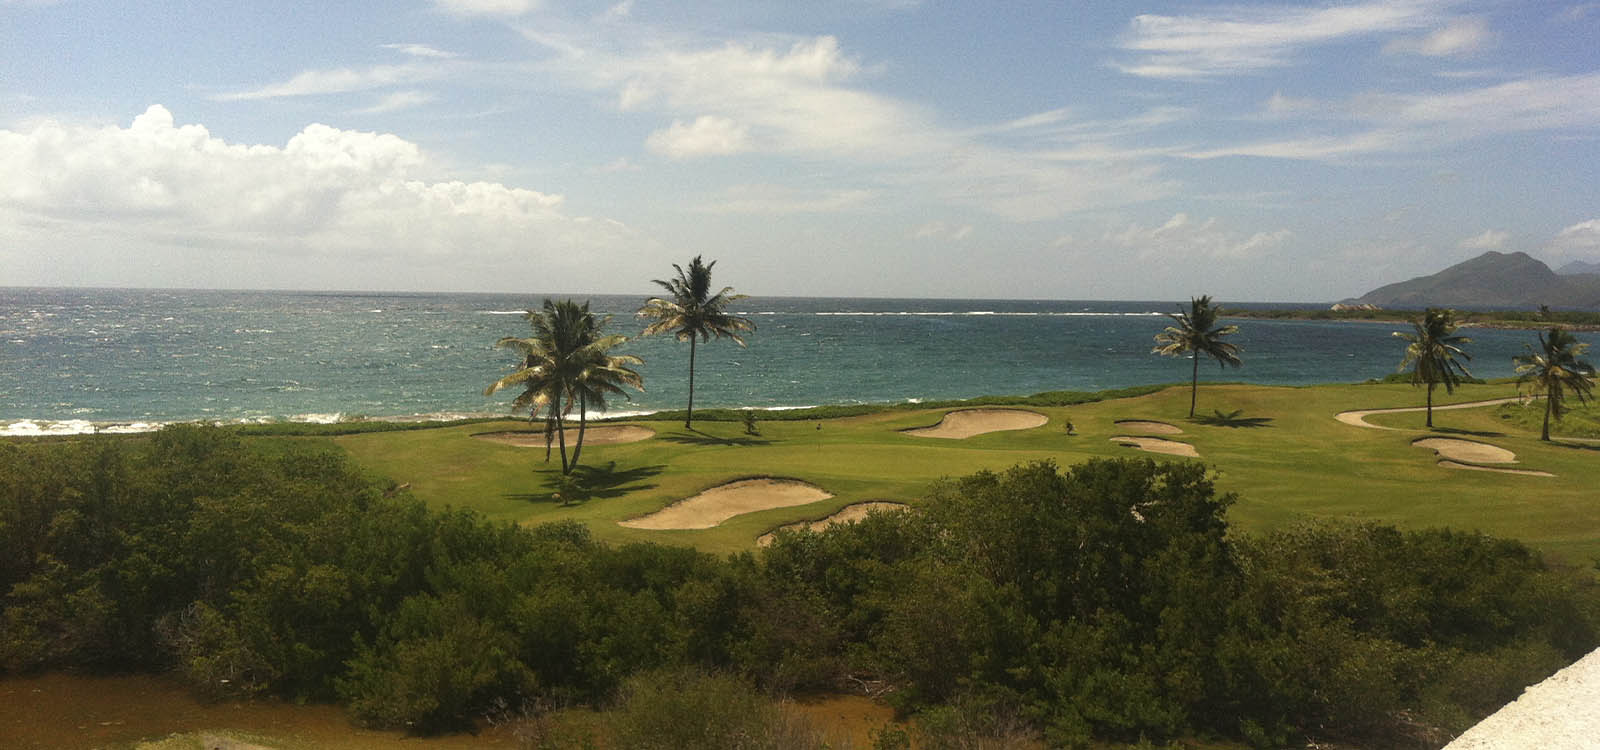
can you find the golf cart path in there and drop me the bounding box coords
[1334,398,1526,430]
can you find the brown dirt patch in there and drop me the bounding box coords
[757,502,910,546]
[473,424,655,446]
[620,478,833,530]
[903,408,1048,439]
[1113,420,1183,434]
[1109,436,1200,458]
[1414,437,1517,464]
[1437,460,1554,477]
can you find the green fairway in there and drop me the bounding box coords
[337,381,1600,561]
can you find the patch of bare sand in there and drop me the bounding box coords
[620,479,832,530]
[1414,437,1517,464]
[1114,420,1183,434]
[473,424,655,446]
[903,409,1047,439]
[1109,436,1200,458]
[1438,460,1554,477]
[757,502,910,546]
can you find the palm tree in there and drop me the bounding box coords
[636,256,754,428]
[1514,327,1595,441]
[486,299,642,474]
[1153,295,1243,418]
[1394,308,1473,429]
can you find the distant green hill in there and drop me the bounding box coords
[1350,251,1600,309]
[1558,259,1600,275]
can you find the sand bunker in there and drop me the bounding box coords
[1438,460,1554,477]
[620,479,832,530]
[1413,437,1518,464]
[1113,420,1183,435]
[903,409,1047,439]
[757,502,910,546]
[474,425,655,447]
[1109,436,1200,458]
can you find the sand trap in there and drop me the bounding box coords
[1413,437,1518,464]
[903,409,1047,439]
[757,502,910,546]
[474,425,655,446]
[1335,397,1528,429]
[1438,460,1554,477]
[1109,436,1199,458]
[620,478,832,530]
[1114,420,1183,435]
[1444,646,1600,749]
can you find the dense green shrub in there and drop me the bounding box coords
[3,430,1597,747]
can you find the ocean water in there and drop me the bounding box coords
[0,287,1545,435]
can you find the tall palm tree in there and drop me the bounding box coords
[1153,295,1243,418]
[636,256,754,428]
[1394,308,1473,429]
[1514,327,1595,441]
[485,299,642,474]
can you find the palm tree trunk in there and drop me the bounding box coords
[572,392,588,470]
[1189,354,1199,418]
[553,393,570,474]
[1542,395,1553,441]
[686,336,697,429]
[1426,382,1434,428]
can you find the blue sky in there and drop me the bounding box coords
[3,0,1599,301]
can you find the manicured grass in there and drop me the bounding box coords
[335,381,1600,562]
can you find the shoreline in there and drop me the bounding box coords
[1227,311,1600,332]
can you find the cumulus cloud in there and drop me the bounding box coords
[1547,219,1600,257]
[1458,229,1507,249]
[1114,0,1448,79]
[1385,17,1494,56]
[1105,213,1292,260]
[0,106,635,271]
[645,115,752,158]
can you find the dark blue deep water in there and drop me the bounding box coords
[0,288,1543,434]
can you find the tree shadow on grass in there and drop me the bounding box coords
[1191,409,1274,428]
[1430,426,1507,438]
[657,428,775,447]
[504,461,665,505]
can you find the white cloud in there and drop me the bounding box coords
[599,0,632,22]
[1458,229,1507,249]
[382,43,458,59]
[536,32,1173,219]
[0,106,634,269]
[1189,73,1600,160]
[645,115,752,158]
[433,0,537,17]
[1384,17,1494,56]
[1547,219,1600,257]
[699,185,876,214]
[215,64,441,101]
[352,90,436,114]
[912,221,973,241]
[1106,213,1292,260]
[1114,0,1450,79]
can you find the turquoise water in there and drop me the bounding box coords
[0,287,1542,434]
